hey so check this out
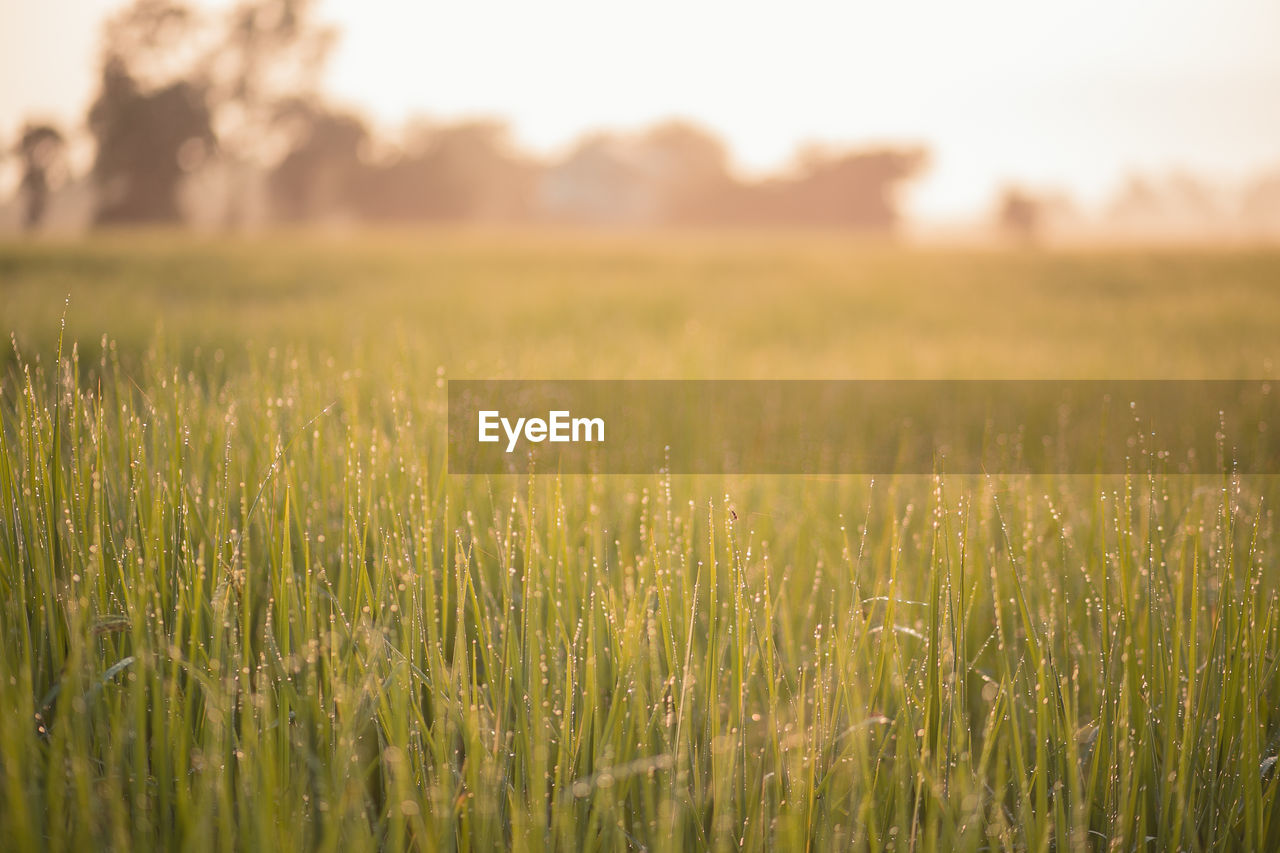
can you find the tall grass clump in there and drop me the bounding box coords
[2,329,1278,851]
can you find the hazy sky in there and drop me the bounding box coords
[3,0,1279,219]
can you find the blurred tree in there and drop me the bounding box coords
[88,1,213,224]
[538,129,926,230]
[725,146,927,230]
[793,147,928,229]
[539,132,652,224]
[634,121,733,223]
[1106,172,1229,240]
[13,124,66,231]
[203,0,336,227]
[85,0,334,227]
[268,101,369,220]
[97,0,202,89]
[89,56,215,224]
[352,120,537,222]
[996,187,1043,244]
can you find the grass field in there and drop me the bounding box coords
[2,232,1279,851]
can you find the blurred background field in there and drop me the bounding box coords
[7,232,1280,378]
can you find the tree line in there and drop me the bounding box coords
[7,0,927,234]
